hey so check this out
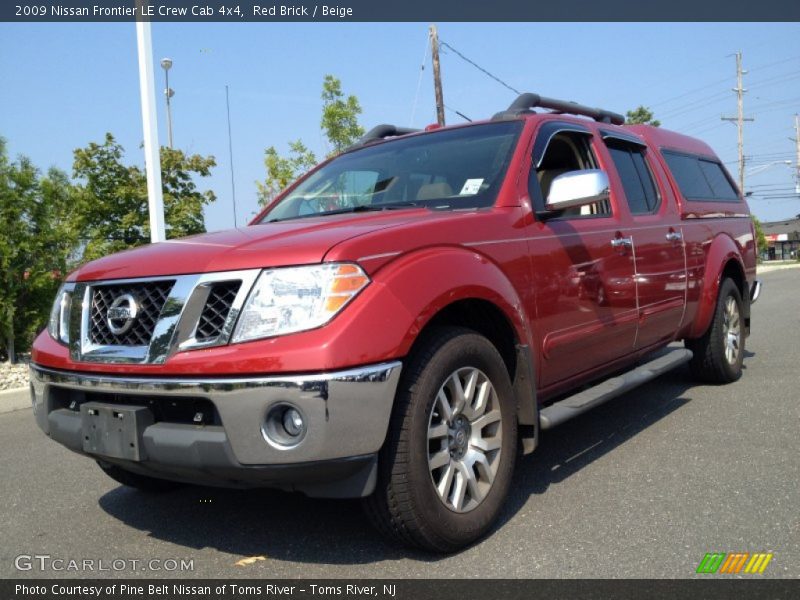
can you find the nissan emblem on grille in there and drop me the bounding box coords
[89,280,174,347]
[106,294,139,335]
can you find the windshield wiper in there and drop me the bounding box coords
[266,202,421,223]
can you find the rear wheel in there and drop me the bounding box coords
[96,461,182,493]
[363,327,517,552]
[686,277,745,384]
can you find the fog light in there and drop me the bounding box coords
[282,408,304,437]
[262,404,307,449]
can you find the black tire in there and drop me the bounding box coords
[686,278,745,384]
[96,461,182,493]
[363,326,517,553]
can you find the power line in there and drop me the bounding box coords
[438,40,521,96]
[409,33,430,126]
[649,54,800,110]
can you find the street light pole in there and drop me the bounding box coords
[160,57,174,149]
[135,18,166,244]
[745,160,792,178]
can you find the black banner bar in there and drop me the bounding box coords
[3,0,800,22]
[3,579,800,600]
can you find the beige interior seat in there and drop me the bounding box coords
[416,182,453,201]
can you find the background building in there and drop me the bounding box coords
[762,217,800,261]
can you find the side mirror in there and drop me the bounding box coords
[545,169,610,212]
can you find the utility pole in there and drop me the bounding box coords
[794,114,800,194]
[721,52,754,195]
[429,24,445,127]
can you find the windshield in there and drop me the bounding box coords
[260,121,523,222]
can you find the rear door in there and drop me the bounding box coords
[527,122,638,389]
[599,131,687,349]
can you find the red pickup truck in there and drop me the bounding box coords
[31,93,760,552]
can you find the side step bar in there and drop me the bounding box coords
[539,348,693,430]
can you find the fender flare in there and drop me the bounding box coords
[372,246,533,354]
[372,247,538,439]
[690,233,747,338]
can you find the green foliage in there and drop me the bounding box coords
[256,140,316,207]
[752,215,767,262]
[71,134,215,262]
[625,106,661,127]
[321,74,364,157]
[0,138,74,361]
[257,75,363,205]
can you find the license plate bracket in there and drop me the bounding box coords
[81,402,153,462]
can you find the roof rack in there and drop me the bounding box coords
[348,124,420,150]
[493,93,625,126]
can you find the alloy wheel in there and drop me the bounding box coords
[427,367,503,513]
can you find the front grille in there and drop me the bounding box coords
[195,281,241,342]
[89,281,174,346]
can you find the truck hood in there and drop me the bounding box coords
[70,210,426,281]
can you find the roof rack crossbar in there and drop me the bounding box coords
[494,93,625,126]
[348,124,420,150]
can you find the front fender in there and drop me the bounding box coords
[371,246,532,356]
[31,248,531,376]
[690,233,746,338]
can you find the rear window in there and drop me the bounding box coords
[606,142,660,214]
[662,150,740,202]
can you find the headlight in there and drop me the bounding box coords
[232,263,370,343]
[47,286,72,345]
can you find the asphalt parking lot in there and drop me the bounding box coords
[1,268,797,579]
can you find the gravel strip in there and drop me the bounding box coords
[0,358,30,391]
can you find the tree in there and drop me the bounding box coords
[625,106,661,127]
[257,75,364,205]
[256,140,316,206]
[71,134,216,262]
[321,74,364,156]
[752,215,767,262]
[0,139,75,362]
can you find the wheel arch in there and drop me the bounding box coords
[689,233,749,339]
[373,247,539,452]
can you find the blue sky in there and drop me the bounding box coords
[1,22,799,226]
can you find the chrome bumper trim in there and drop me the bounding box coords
[30,361,402,465]
[750,279,762,304]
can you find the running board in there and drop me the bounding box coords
[539,348,693,430]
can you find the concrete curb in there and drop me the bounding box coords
[758,262,800,274]
[0,387,30,414]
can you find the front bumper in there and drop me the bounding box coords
[29,361,402,497]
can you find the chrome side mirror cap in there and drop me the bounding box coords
[545,169,610,212]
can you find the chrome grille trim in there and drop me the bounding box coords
[195,281,241,343]
[88,280,174,346]
[67,269,261,365]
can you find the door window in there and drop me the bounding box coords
[530,130,609,217]
[605,141,660,214]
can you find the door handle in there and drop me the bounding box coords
[666,231,683,242]
[610,237,633,249]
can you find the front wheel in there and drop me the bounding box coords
[363,327,517,552]
[686,277,745,384]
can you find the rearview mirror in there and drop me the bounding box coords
[545,169,609,212]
